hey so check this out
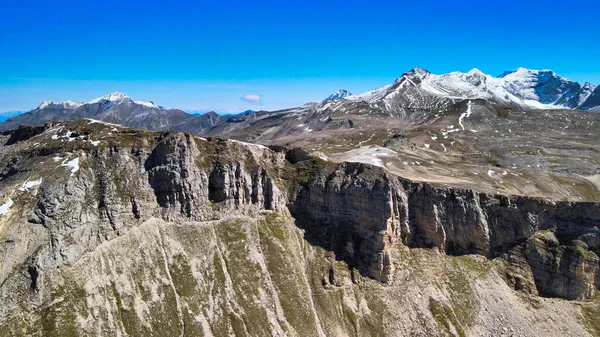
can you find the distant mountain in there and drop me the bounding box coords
[345,67,598,112]
[498,68,594,108]
[0,92,221,132]
[186,109,255,117]
[0,111,22,122]
[323,89,352,102]
[1,68,598,135]
[579,85,600,112]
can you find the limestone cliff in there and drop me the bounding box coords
[1,120,600,336]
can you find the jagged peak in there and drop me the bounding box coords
[333,89,350,95]
[406,67,431,77]
[323,89,353,102]
[583,82,596,90]
[394,68,431,84]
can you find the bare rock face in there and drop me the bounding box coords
[144,133,285,220]
[289,158,600,300]
[289,161,401,282]
[523,232,599,300]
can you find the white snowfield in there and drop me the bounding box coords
[345,67,596,111]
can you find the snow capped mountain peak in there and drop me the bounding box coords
[498,67,533,78]
[32,92,162,112]
[398,68,431,82]
[323,89,353,102]
[497,68,583,107]
[86,92,131,104]
[578,84,600,112]
[36,100,54,110]
[346,67,596,111]
[410,67,430,76]
[35,99,81,110]
[497,67,558,80]
[467,68,485,76]
[583,82,596,90]
[85,92,160,108]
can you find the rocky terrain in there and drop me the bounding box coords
[202,95,600,202]
[0,119,600,336]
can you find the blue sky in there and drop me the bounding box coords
[1,0,599,113]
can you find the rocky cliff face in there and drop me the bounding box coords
[289,159,600,300]
[1,119,600,336]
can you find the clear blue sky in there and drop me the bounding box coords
[1,0,599,113]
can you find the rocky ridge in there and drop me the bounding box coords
[0,120,600,336]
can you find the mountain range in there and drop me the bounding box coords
[1,67,599,134]
[0,92,227,133]
[346,67,597,112]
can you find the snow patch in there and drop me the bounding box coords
[458,101,474,131]
[229,139,268,150]
[61,157,80,176]
[18,178,43,192]
[133,100,160,108]
[0,198,13,216]
[87,119,122,127]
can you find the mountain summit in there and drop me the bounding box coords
[86,92,130,104]
[323,89,352,102]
